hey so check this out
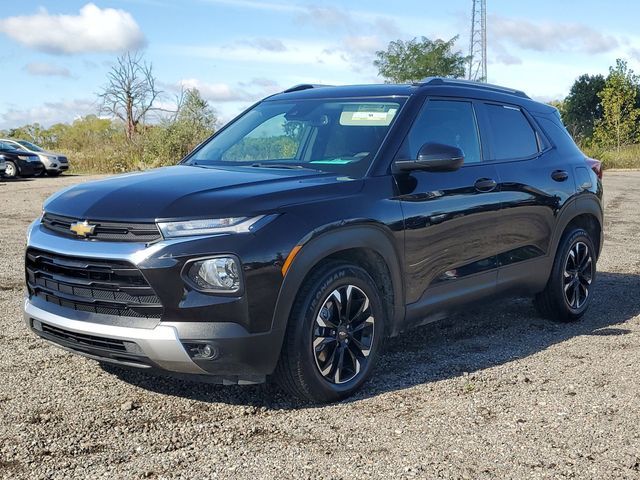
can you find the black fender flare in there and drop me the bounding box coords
[269,223,405,345]
[549,193,603,261]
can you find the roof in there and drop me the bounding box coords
[266,78,554,113]
[266,83,417,100]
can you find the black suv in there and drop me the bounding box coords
[25,78,603,402]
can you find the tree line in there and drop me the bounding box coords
[557,59,640,153]
[2,52,217,173]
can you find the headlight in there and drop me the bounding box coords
[18,155,36,161]
[157,215,266,238]
[184,256,241,293]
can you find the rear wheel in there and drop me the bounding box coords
[275,261,385,403]
[535,228,596,322]
[3,161,17,178]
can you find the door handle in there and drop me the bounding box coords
[474,178,497,192]
[551,170,569,182]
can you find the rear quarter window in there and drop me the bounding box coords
[485,104,539,160]
[535,114,584,155]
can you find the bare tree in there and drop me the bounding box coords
[98,52,161,140]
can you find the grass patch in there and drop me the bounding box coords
[582,144,640,169]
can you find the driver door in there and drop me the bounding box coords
[396,98,502,324]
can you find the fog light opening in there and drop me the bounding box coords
[184,256,242,293]
[186,343,219,360]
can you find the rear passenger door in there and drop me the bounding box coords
[479,102,570,291]
[395,98,502,324]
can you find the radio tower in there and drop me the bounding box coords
[468,0,487,82]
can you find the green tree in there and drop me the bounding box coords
[593,59,640,151]
[548,99,565,117]
[374,36,468,83]
[176,88,217,137]
[7,123,47,144]
[563,74,605,141]
[142,88,217,167]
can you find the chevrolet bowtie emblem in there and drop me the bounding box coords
[70,221,96,237]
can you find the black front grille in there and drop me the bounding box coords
[42,212,161,242]
[40,322,127,352]
[26,248,163,319]
[31,320,152,368]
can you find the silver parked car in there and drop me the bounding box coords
[0,139,69,176]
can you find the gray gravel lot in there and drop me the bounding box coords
[1,172,640,479]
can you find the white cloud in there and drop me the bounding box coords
[239,77,281,89]
[491,15,618,54]
[173,40,355,69]
[0,3,146,54]
[295,5,399,36]
[489,43,522,66]
[202,0,400,36]
[176,79,256,102]
[229,38,287,52]
[175,77,285,103]
[0,99,97,129]
[23,62,72,77]
[200,0,299,13]
[321,35,385,74]
[173,35,387,81]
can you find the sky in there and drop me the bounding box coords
[0,0,638,129]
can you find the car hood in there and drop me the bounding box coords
[44,165,363,222]
[0,149,38,158]
[42,150,64,157]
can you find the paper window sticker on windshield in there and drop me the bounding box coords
[339,106,398,126]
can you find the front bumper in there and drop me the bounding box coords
[24,298,271,383]
[39,155,69,173]
[24,219,288,383]
[47,165,69,173]
[25,298,203,373]
[20,162,44,176]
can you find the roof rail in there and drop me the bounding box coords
[416,77,530,99]
[282,84,331,93]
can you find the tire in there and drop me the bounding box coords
[47,170,61,177]
[534,228,596,322]
[3,161,17,179]
[274,261,386,403]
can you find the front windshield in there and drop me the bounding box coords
[186,98,405,176]
[17,140,43,152]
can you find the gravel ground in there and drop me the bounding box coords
[1,172,640,480]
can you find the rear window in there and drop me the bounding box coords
[485,104,538,160]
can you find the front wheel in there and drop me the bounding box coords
[275,261,386,403]
[47,170,61,177]
[535,228,597,322]
[3,161,17,178]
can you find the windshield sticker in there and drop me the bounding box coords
[339,105,398,126]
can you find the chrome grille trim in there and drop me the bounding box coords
[42,212,161,242]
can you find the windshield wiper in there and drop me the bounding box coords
[250,163,309,170]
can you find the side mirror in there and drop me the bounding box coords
[394,142,464,173]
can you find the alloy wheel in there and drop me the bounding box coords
[312,284,375,384]
[563,241,593,310]
[5,162,16,177]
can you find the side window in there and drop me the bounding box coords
[400,100,482,164]
[485,104,539,160]
[222,113,302,161]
